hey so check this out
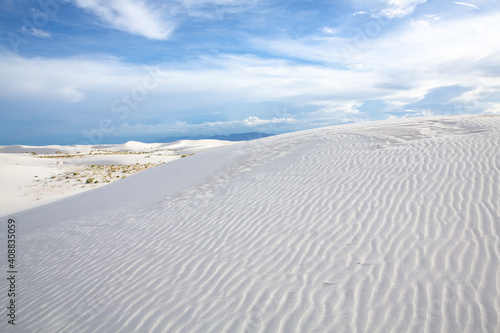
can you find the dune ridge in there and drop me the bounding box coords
[1,115,499,332]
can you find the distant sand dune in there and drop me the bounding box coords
[0,140,235,216]
[1,115,499,332]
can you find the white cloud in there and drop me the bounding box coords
[69,0,256,39]
[448,77,500,110]
[395,108,434,118]
[199,116,296,128]
[22,27,52,38]
[2,10,500,131]
[320,27,337,35]
[71,0,176,39]
[410,14,440,28]
[242,116,296,126]
[424,14,440,20]
[116,116,297,136]
[310,101,362,114]
[350,0,427,18]
[0,52,384,116]
[379,0,427,18]
[484,103,500,114]
[0,55,147,103]
[454,2,480,9]
[170,0,258,21]
[254,11,500,111]
[307,101,365,123]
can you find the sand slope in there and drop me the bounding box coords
[1,115,499,332]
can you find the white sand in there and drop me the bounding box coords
[0,140,235,217]
[1,115,499,332]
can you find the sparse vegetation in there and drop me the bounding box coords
[29,149,172,195]
[42,161,166,189]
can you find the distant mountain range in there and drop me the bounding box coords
[159,132,274,143]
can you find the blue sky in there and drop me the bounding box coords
[1,0,499,145]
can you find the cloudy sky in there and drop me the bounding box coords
[0,0,499,145]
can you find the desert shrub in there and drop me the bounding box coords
[86,178,95,184]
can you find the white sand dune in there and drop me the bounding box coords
[0,140,235,216]
[0,140,234,155]
[1,115,499,332]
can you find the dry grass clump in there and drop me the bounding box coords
[42,162,166,190]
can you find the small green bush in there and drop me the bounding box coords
[86,178,95,184]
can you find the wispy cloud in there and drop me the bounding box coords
[71,0,176,39]
[117,116,297,136]
[350,0,428,18]
[454,2,480,9]
[253,11,500,114]
[320,27,337,35]
[21,27,52,38]
[379,0,428,18]
[68,0,256,39]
